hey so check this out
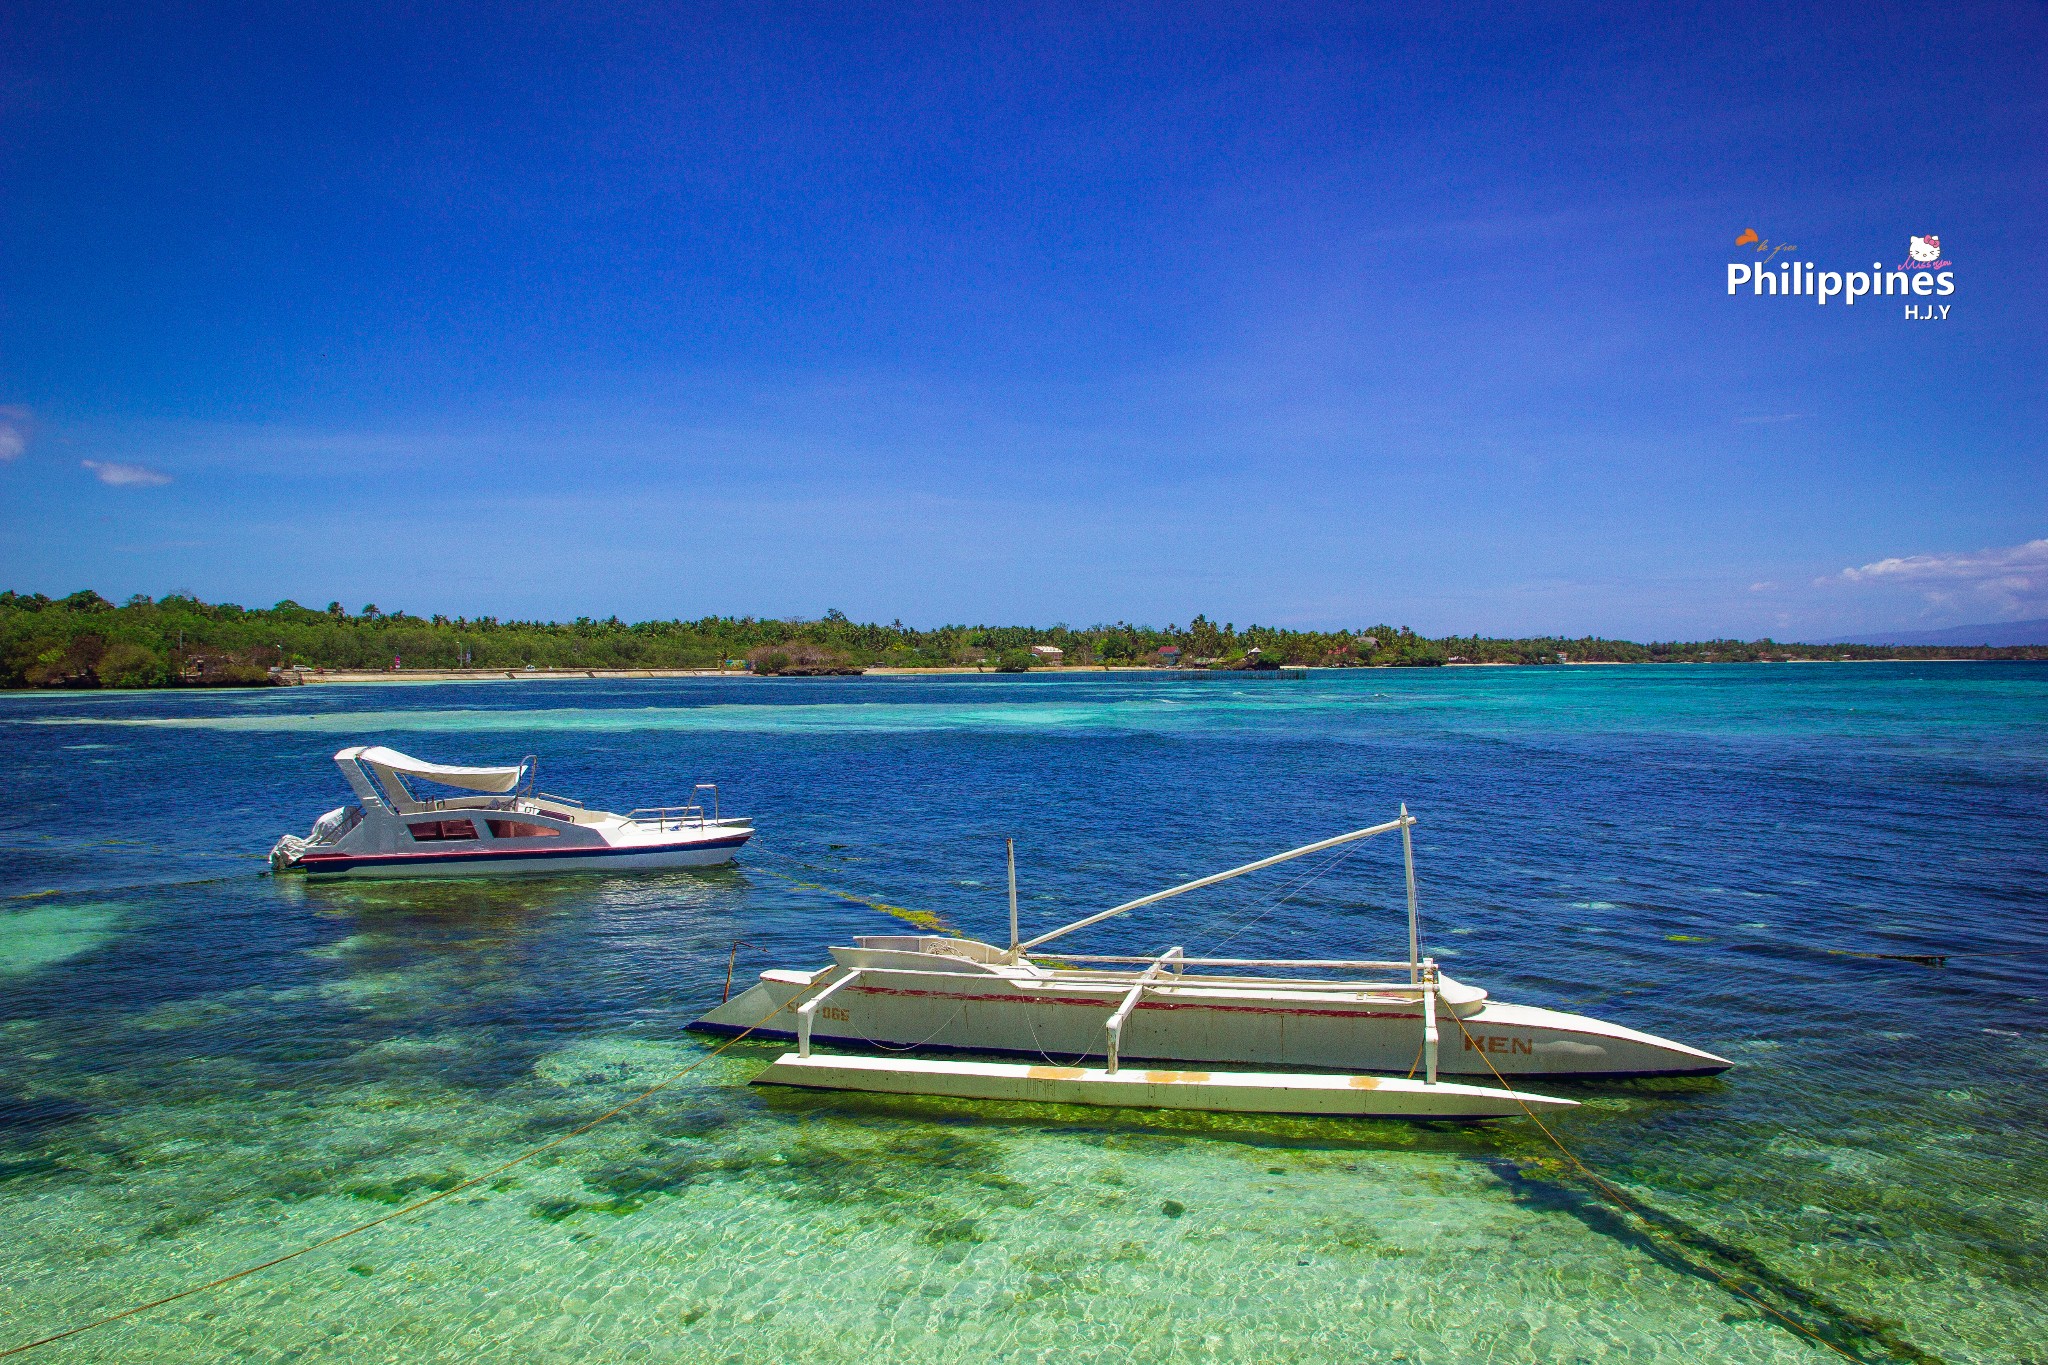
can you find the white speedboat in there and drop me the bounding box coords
[269,746,752,879]
[694,810,1730,1080]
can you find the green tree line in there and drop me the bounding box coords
[2,590,2041,688]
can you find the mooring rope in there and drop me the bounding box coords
[744,843,963,936]
[4,874,244,903]
[0,991,818,1360]
[1446,1010,1936,1364]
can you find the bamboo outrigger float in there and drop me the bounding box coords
[757,1053,1577,1118]
[696,807,1729,1119]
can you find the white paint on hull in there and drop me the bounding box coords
[695,971,1729,1079]
[756,1052,1576,1119]
[312,844,742,879]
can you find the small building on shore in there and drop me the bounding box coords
[1029,645,1064,665]
[1157,645,1182,666]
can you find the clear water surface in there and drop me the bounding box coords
[1,665,2043,1362]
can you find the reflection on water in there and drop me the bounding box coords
[1,668,2044,1362]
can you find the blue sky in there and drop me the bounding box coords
[3,2,2043,638]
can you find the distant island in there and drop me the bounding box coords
[3,590,2043,689]
[1824,617,2048,648]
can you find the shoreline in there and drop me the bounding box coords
[285,664,1211,683]
[1,655,2021,695]
[264,657,2011,685]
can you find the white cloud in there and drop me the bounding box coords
[82,459,173,487]
[1830,538,2048,585]
[1821,538,2048,618]
[0,405,28,460]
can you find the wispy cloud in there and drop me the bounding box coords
[1830,538,2048,585]
[1733,413,1804,425]
[0,406,28,460]
[82,459,173,487]
[1821,537,2048,618]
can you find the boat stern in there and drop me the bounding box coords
[268,834,311,872]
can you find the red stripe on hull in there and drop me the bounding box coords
[843,983,1421,1022]
[299,832,750,872]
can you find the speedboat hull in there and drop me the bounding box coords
[297,832,750,879]
[694,964,1730,1079]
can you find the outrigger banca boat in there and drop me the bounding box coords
[695,808,1729,1118]
[269,746,752,879]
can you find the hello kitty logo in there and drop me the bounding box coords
[1901,235,1949,269]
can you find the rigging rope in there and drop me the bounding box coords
[1197,839,1371,958]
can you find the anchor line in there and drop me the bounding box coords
[1446,1010,1929,1365]
[0,988,826,1361]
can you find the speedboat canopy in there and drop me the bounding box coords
[336,745,526,794]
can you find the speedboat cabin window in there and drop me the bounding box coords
[486,819,562,839]
[408,818,478,842]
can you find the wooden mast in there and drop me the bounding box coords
[1007,838,1020,962]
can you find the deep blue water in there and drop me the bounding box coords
[1,666,2043,1362]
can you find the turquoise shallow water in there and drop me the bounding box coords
[1,665,2044,1362]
